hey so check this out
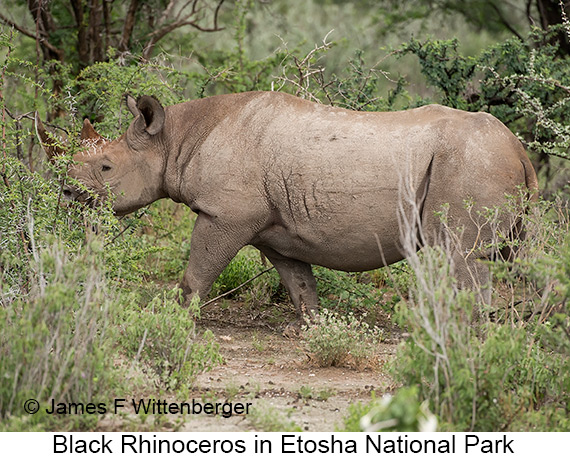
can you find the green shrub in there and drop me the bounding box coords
[0,240,116,431]
[247,401,302,432]
[397,29,570,163]
[368,261,413,295]
[0,47,224,429]
[314,267,389,317]
[211,247,281,304]
[343,387,437,432]
[302,309,382,368]
[139,201,196,283]
[392,199,570,431]
[119,288,222,392]
[394,318,569,431]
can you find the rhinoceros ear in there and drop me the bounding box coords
[134,95,165,136]
[80,118,103,141]
[35,112,65,162]
[125,94,140,117]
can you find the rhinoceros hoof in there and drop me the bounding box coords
[282,320,304,339]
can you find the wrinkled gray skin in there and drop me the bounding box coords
[41,91,538,325]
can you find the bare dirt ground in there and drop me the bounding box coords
[97,300,401,432]
[182,301,400,432]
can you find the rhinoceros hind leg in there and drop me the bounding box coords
[258,247,319,327]
[452,251,492,306]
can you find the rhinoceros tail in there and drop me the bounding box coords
[521,153,539,202]
[498,149,539,262]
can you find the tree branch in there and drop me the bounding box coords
[142,0,225,60]
[0,12,36,40]
[118,0,139,51]
[103,0,111,51]
[0,11,64,60]
[213,0,225,30]
[489,2,524,41]
[157,0,179,27]
[174,0,199,24]
[70,0,88,66]
[200,267,275,310]
[526,0,535,26]
[87,0,104,63]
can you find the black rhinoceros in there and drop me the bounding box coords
[38,91,538,323]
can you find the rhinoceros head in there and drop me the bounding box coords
[37,96,167,216]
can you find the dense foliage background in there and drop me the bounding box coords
[1,0,569,431]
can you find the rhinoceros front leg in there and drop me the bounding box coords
[179,212,253,304]
[258,246,319,335]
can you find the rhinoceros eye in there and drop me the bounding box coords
[101,164,112,172]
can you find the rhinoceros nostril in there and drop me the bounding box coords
[62,187,76,200]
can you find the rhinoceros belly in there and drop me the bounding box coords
[252,185,411,271]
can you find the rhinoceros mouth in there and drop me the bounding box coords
[62,185,102,208]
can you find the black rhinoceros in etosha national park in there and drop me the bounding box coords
[37,91,538,326]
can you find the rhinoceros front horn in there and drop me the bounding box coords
[35,112,65,162]
[127,95,165,136]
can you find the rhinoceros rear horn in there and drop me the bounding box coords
[80,118,103,141]
[35,112,65,162]
[133,95,165,136]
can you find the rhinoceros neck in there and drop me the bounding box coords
[161,92,263,204]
